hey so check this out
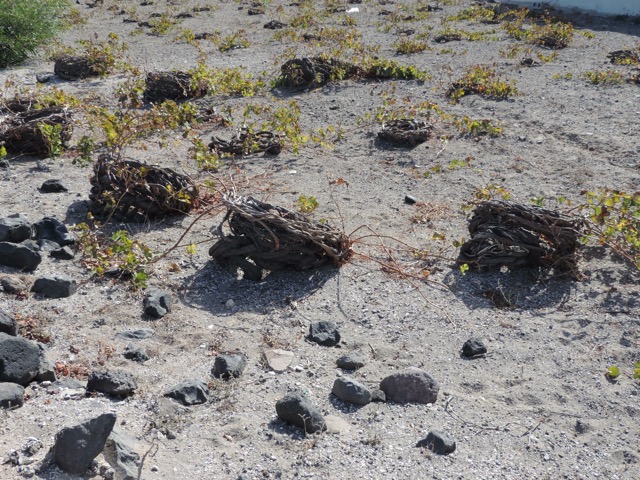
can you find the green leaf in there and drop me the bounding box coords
[606,365,620,379]
[459,263,470,275]
[186,243,197,255]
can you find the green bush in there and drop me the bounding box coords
[0,0,69,68]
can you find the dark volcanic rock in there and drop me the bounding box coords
[0,382,25,409]
[462,338,487,358]
[0,332,42,385]
[0,275,28,294]
[164,380,209,406]
[143,288,172,318]
[52,413,117,475]
[308,321,341,347]
[54,55,99,80]
[40,179,69,193]
[0,310,18,336]
[336,353,365,370]
[275,392,326,433]
[211,353,247,379]
[104,429,141,480]
[123,343,149,363]
[416,430,456,454]
[33,217,74,246]
[332,376,372,406]
[380,367,440,404]
[116,328,155,340]
[31,275,77,298]
[0,242,42,271]
[87,370,137,396]
[0,214,32,243]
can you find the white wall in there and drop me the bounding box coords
[507,1,640,16]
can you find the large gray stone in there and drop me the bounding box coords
[211,353,247,379]
[87,370,137,397]
[123,343,149,363]
[0,382,25,409]
[143,288,172,318]
[0,242,42,271]
[0,214,32,243]
[0,332,42,385]
[164,380,209,406]
[336,353,365,370]
[52,413,116,475]
[33,217,74,246]
[379,367,439,404]
[0,309,18,336]
[332,377,372,406]
[104,429,141,480]
[116,328,155,340]
[275,392,326,433]
[0,275,28,294]
[31,275,77,298]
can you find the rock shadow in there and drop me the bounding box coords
[444,266,575,311]
[180,261,339,315]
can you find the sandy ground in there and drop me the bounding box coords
[1,1,639,479]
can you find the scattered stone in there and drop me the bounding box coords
[0,333,42,385]
[404,195,417,205]
[33,217,74,246]
[164,380,208,406]
[37,239,60,252]
[575,420,590,434]
[39,179,68,193]
[380,367,440,404]
[116,328,155,340]
[275,392,326,433]
[143,71,206,103]
[35,348,57,382]
[211,353,247,379]
[36,73,53,84]
[103,429,141,480]
[264,349,294,372]
[50,378,86,390]
[264,20,287,29]
[54,55,99,81]
[123,343,149,363]
[87,370,137,397]
[0,382,25,409]
[324,415,350,434]
[0,214,33,243]
[308,321,341,347]
[0,309,18,335]
[371,388,386,403]
[0,159,8,169]
[332,376,372,406]
[462,338,487,358]
[0,275,28,294]
[31,275,77,298]
[143,288,172,318]
[416,430,456,454]
[52,413,117,475]
[336,353,365,370]
[0,242,42,271]
[50,246,75,260]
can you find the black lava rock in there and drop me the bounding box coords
[0,242,42,271]
[308,321,341,347]
[332,377,372,406]
[211,353,247,379]
[336,353,365,370]
[462,338,487,358]
[416,430,456,454]
[143,288,172,318]
[123,343,149,363]
[116,328,155,340]
[0,382,25,409]
[0,332,42,385]
[164,380,209,406]
[0,214,33,243]
[50,246,75,260]
[0,309,18,336]
[31,275,77,298]
[87,370,137,397]
[52,413,117,474]
[275,392,326,433]
[40,179,69,193]
[33,217,74,246]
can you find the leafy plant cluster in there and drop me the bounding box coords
[447,65,519,103]
[75,222,154,289]
[0,0,69,68]
[581,69,626,85]
[579,188,640,271]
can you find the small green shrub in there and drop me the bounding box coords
[581,69,625,85]
[447,65,519,103]
[0,0,69,68]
